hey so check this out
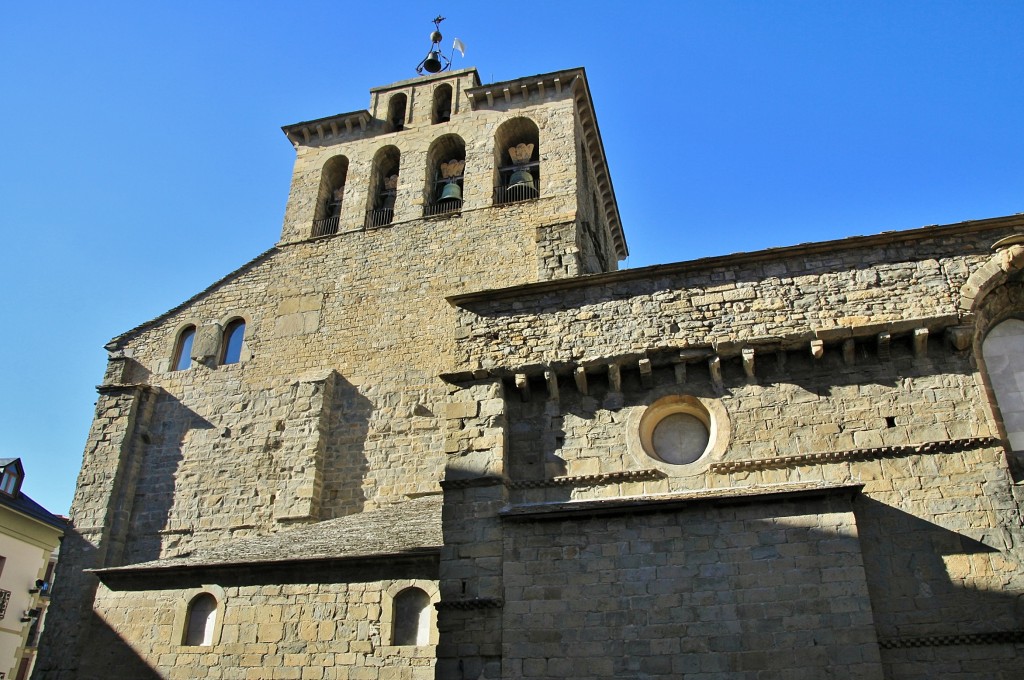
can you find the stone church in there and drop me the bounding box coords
[36,60,1024,680]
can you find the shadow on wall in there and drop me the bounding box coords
[854,496,1024,639]
[322,373,373,519]
[74,610,163,680]
[122,391,214,564]
[444,489,1024,680]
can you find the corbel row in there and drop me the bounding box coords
[504,324,975,403]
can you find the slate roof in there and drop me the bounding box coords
[0,489,67,532]
[96,495,443,573]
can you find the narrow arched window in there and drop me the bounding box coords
[184,593,217,646]
[424,134,465,217]
[983,318,1024,449]
[312,155,348,237]
[173,326,196,371]
[432,84,453,124]
[392,587,431,646]
[221,319,245,365]
[494,117,540,205]
[367,146,400,229]
[387,93,407,132]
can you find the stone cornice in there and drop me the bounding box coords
[434,597,504,611]
[440,318,969,385]
[501,482,862,521]
[282,110,373,148]
[710,437,1001,474]
[447,214,1024,307]
[507,469,665,490]
[878,630,1024,649]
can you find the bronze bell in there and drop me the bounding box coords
[422,50,443,73]
[508,168,537,194]
[438,181,463,202]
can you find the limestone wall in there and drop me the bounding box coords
[82,570,439,680]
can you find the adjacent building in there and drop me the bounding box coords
[0,459,64,680]
[35,63,1024,680]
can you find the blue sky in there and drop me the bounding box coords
[2,2,1022,515]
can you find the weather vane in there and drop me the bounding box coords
[416,16,464,75]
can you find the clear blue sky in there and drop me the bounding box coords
[2,2,1022,515]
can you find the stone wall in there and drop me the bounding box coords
[81,560,439,680]
[501,493,883,679]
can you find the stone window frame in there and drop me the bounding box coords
[219,315,248,366]
[626,393,730,476]
[380,580,439,654]
[169,322,197,372]
[980,314,1024,451]
[173,585,226,647]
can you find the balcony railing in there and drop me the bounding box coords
[0,589,9,619]
[311,215,340,237]
[424,199,462,217]
[365,208,394,229]
[494,162,540,205]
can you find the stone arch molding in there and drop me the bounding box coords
[172,584,226,647]
[959,240,1024,318]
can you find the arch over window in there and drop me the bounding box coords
[183,593,217,646]
[221,319,246,365]
[424,134,465,217]
[367,146,400,228]
[392,587,431,646]
[173,326,196,371]
[432,84,453,124]
[387,93,407,132]
[312,155,348,237]
[494,117,540,205]
[983,318,1024,449]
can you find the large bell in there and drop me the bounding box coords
[438,181,463,202]
[508,168,537,195]
[422,50,443,73]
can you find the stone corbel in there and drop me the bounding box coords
[608,364,621,392]
[913,328,929,360]
[638,358,653,389]
[877,332,891,361]
[709,355,723,392]
[545,370,559,402]
[515,373,531,402]
[810,339,824,360]
[742,347,756,383]
[947,325,973,351]
[574,366,588,395]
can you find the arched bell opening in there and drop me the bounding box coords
[432,84,453,124]
[367,145,400,228]
[493,117,540,205]
[424,134,465,217]
[312,155,348,237]
[387,94,408,132]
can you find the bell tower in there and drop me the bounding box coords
[278,62,627,279]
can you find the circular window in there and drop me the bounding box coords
[634,395,723,468]
[651,412,710,464]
